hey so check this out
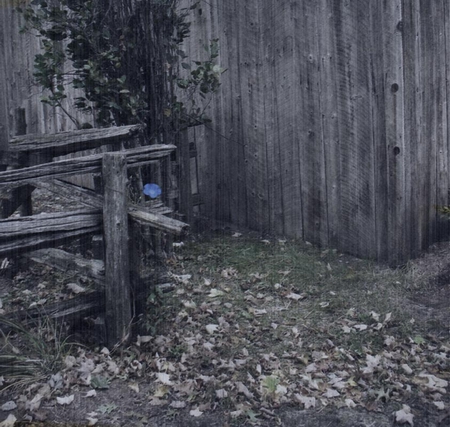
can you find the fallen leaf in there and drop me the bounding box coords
[85,390,97,398]
[56,395,74,406]
[324,388,340,398]
[97,403,117,414]
[1,402,16,411]
[345,398,356,408]
[401,364,413,375]
[136,335,152,346]
[285,292,306,301]
[149,397,168,406]
[0,414,16,427]
[67,283,86,294]
[128,383,139,393]
[86,417,98,426]
[433,401,445,410]
[417,373,448,392]
[394,404,414,426]
[208,288,225,298]
[236,381,254,399]
[183,300,197,309]
[370,311,380,321]
[25,393,43,411]
[216,389,228,399]
[156,372,172,385]
[189,408,203,417]
[353,324,368,331]
[172,274,192,284]
[294,394,316,408]
[205,324,219,334]
[170,401,186,408]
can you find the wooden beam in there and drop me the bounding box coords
[0,210,102,256]
[24,248,105,285]
[5,124,144,161]
[102,153,132,347]
[0,209,101,238]
[0,144,176,188]
[128,208,188,235]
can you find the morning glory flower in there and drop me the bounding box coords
[143,183,162,199]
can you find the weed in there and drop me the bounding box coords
[0,316,74,390]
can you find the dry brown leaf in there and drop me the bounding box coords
[0,414,17,427]
[394,404,414,425]
[56,395,74,406]
[189,408,203,417]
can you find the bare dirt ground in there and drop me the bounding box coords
[0,190,449,426]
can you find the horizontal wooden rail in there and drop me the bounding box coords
[1,124,144,165]
[0,144,176,188]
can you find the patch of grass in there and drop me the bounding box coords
[0,316,74,390]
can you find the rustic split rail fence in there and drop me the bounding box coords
[0,125,188,347]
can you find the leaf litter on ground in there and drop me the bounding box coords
[1,234,449,425]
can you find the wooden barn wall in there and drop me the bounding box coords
[181,0,450,264]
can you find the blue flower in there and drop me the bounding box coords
[143,183,162,199]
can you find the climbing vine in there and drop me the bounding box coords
[17,0,225,135]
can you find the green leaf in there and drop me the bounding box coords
[97,403,117,414]
[91,375,110,389]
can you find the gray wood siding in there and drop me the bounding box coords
[182,0,450,263]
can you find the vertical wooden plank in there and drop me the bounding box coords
[236,0,268,233]
[329,0,378,258]
[368,2,389,261]
[102,153,132,348]
[382,0,407,265]
[402,0,423,258]
[294,1,329,246]
[314,0,340,249]
[222,0,248,229]
[424,0,448,243]
[262,0,301,238]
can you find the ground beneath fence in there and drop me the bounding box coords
[0,193,449,426]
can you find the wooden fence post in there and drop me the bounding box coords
[178,130,193,224]
[102,153,132,348]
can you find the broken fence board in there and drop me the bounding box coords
[0,226,101,257]
[25,248,105,284]
[0,209,102,238]
[128,209,188,235]
[6,124,143,159]
[34,179,188,234]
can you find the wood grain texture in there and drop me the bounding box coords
[0,144,176,187]
[182,0,450,263]
[102,153,132,347]
[7,124,143,158]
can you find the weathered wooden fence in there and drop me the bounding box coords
[181,0,450,265]
[0,125,188,347]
